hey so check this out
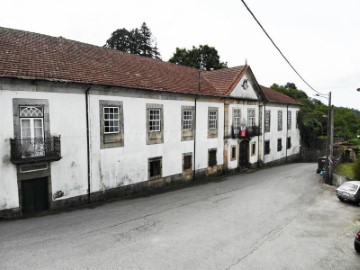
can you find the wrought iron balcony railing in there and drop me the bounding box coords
[231,125,261,139]
[10,136,62,164]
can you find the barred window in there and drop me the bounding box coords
[278,111,283,131]
[209,111,217,129]
[149,157,162,179]
[265,110,271,132]
[149,109,161,132]
[182,110,193,130]
[104,107,120,134]
[183,153,192,170]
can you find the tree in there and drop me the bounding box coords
[169,45,227,70]
[270,83,360,149]
[104,22,161,59]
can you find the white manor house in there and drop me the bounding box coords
[0,27,302,218]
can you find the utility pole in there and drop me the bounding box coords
[325,91,332,184]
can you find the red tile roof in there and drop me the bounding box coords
[202,66,248,95]
[260,85,302,105]
[0,27,220,96]
[0,26,301,108]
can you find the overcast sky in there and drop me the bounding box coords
[1,0,359,109]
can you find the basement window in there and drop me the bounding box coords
[265,140,270,155]
[183,153,192,170]
[208,149,217,167]
[149,157,162,179]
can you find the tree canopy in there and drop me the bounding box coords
[270,83,360,148]
[104,22,161,60]
[169,45,227,70]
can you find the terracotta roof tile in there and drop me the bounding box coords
[260,85,302,106]
[203,66,248,95]
[0,27,220,96]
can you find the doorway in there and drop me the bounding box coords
[21,177,49,215]
[239,140,249,169]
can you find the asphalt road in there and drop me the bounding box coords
[0,163,359,270]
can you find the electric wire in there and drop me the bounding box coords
[240,0,325,96]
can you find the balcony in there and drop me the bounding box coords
[10,136,62,164]
[231,125,261,139]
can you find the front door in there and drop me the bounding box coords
[239,140,249,169]
[21,178,49,215]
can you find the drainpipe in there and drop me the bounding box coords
[193,69,201,181]
[85,86,92,204]
[257,103,261,168]
[286,105,289,163]
[193,96,199,181]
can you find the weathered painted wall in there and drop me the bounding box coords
[263,104,300,164]
[88,90,224,193]
[0,81,88,211]
[230,74,259,100]
[0,90,18,210]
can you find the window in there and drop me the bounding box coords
[287,137,292,149]
[19,106,45,157]
[233,109,241,133]
[146,104,164,145]
[278,111,283,131]
[208,107,219,138]
[149,157,162,179]
[149,109,161,132]
[181,106,195,141]
[247,109,255,127]
[251,142,256,156]
[231,145,236,160]
[209,111,217,129]
[183,153,192,170]
[265,110,271,132]
[103,107,120,134]
[265,140,270,155]
[99,100,124,149]
[208,149,217,167]
[287,111,292,130]
[277,138,282,151]
[182,110,192,130]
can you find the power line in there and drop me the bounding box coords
[240,0,324,95]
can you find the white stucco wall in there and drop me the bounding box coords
[88,91,224,192]
[227,103,260,170]
[0,90,19,210]
[0,82,88,211]
[263,104,300,164]
[229,74,259,100]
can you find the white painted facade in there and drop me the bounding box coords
[262,104,301,164]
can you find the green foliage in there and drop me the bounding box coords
[105,22,161,60]
[355,158,360,180]
[270,83,360,149]
[169,45,227,70]
[334,162,357,179]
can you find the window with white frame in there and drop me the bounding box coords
[182,110,193,130]
[103,107,120,134]
[19,106,45,157]
[296,111,299,129]
[265,110,271,132]
[247,109,255,127]
[149,109,161,132]
[287,111,292,130]
[278,110,283,131]
[233,109,241,133]
[99,100,124,149]
[209,110,217,129]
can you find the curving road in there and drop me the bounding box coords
[0,163,359,269]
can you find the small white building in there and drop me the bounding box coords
[0,27,301,218]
